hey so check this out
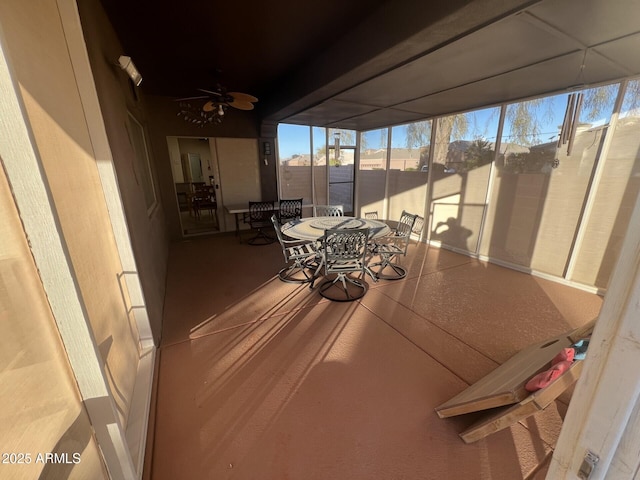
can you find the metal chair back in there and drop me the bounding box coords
[279,198,303,224]
[317,227,370,301]
[271,214,288,260]
[314,205,344,217]
[247,201,275,245]
[412,215,425,240]
[323,227,369,276]
[270,214,317,283]
[368,211,417,280]
[248,201,274,225]
[393,210,418,255]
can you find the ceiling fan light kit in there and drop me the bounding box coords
[176,85,257,126]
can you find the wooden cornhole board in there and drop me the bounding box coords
[435,319,596,443]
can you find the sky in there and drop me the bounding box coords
[277,124,313,159]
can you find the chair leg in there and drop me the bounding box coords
[247,227,275,245]
[308,256,324,290]
[278,259,315,284]
[368,253,408,280]
[318,273,367,302]
[214,210,219,228]
[364,260,379,283]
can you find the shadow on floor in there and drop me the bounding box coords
[150,235,603,479]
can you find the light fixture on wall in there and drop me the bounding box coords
[118,55,142,86]
[262,141,272,166]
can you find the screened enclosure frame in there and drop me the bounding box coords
[277,76,640,293]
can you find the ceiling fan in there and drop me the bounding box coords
[176,86,258,126]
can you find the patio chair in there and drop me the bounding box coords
[314,205,343,217]
[368,210,417,280]
[246,201,276,245]
[278,198,303,225]
[192,184,218,226]
[317,227,370,302]
[175,182,191,212]
[412,215,424,239]
[270,215,317,283]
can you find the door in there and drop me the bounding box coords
[167,136,260,236]
[168,136,222,236]
[182,153,204,183]
[328,129,356,215]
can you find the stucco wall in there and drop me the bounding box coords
[0,0,142,428]
[145,95,263,240]
[0,95,107,480]
[76,0,169,340]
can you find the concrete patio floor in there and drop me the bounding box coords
[146,232,602,479]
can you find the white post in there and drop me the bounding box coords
[548,169,640,479]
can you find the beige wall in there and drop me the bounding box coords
[479,171,547,264]
[429,164,491,253]
[76,0,169,340]
[0,159,107,479]
[388,170,428,222]
[75,1,268,244]
[479,126,608,277]
[357,170,386,218]
[529,128,603,276]
[145,95,262,240]
[0,0,141,430]
[215,138,262,229]
[570,119,640,288]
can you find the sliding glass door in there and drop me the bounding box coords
[328,129,356,215]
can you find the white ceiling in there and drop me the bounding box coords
[277,0,640,131]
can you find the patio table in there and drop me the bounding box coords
[280,216,390,242]
[226,202,314,239]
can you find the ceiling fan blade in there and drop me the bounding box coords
[228,100,255,111]
[175,95,208,101]
[229,92,258,103]
[198,88,223,96]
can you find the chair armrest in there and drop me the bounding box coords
[371,232,408,247]
[281,238,316,249]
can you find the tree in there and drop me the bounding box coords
[464,138,494,171]
[504,97,555,146]
[328,128,356,147]
[505,84,622,148]
[582,84,619,121]
[328,128,356,166]
[622,79,640,114]
[406,120,431,149]
[433,114,468,166]
[405,120,432,171]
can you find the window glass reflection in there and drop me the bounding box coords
[570,81,640,287]
[484,85,618,275]
[430,109,499,253]
[278,124,312,204]
[386,121,432,221]
[357,129,387,218]
[312,127,327,206]
[328,128,356,214]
